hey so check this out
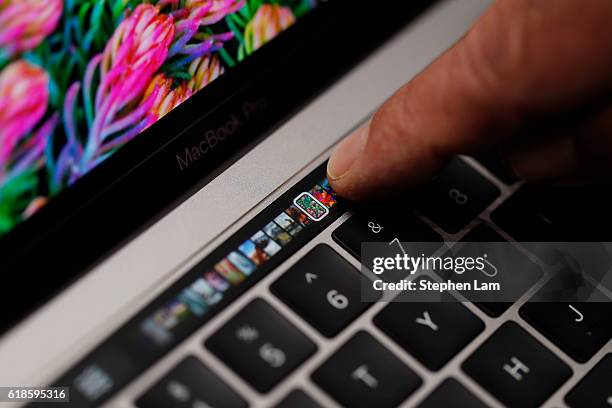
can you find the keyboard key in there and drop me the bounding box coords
[375,280,484,370]
[312,331,422,407]
[462,223,503,242]
[333,209,442,263]
[559,243,612,294]
[491,187,612,265]
[417,378,488,408]
[275,389,321,408]
[520,275,612,363]
[332,200,442,283]
[442,224,542,317]
[135,356,247,408]
[473,150,518,184]
[565,354,612,408]
[460,224,513,316]
[475,302,511,318]
[463,322,572,408]
[205,298,316,393]
[415,159,500,234]
[271,245,379,337]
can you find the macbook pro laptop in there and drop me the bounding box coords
[1,0,611,407]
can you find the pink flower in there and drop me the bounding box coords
[0,0,63,57]
[81,4,175,168]
[23,196,48,218]
[98,4,175,112]
[188,54,224,92]
[136,54,222,133]
[146,74,193,120]
[0,60,49,166]
[167,0,240,58]
[244,4,295,55]
[184,0,245,25]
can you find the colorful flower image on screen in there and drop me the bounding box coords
[0,0,317,236]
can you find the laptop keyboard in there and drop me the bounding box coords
[373,279,485,371]
[491,185,612,242]
[271,245,379,338]
[206,298,317,393]
[414,158,501,234]
[417,378,488,408]
[135,356,247,408]
[459,224,542,318]
[520,283,612,363]
[312,331,422,408]
[33,155,612,408]
[565,353,612,408]
[462,322,572,408]
[332,205,443,262]
[275,389,322,408]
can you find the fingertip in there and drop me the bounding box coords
[327,124,369,195]
[328,124,369,181]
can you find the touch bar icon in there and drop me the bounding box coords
[293,192,329,221]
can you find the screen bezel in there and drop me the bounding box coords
[0,0,435,333]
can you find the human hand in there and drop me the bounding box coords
[327,0,612,200]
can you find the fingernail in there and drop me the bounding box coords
[328,124,369,181]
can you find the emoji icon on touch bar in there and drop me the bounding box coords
[293,192,329,221]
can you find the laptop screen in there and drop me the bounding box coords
[0,0,434,332]
[0,0,316,238]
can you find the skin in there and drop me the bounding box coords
[327,0,612,200]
